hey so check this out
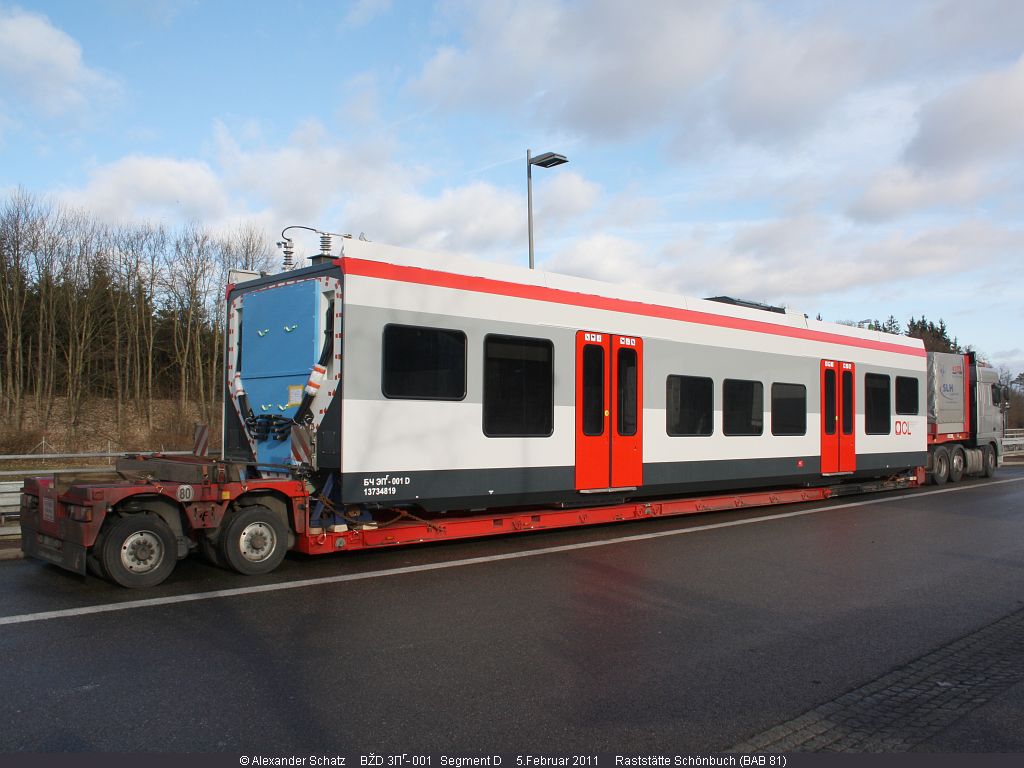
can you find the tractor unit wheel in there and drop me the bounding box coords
[99,513,177,589]
[982,445,997,478]
[931,446,950,486]
[949,446,966,483]
[219,505,288,576]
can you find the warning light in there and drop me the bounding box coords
[797,459,805,468]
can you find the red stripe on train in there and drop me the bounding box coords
[337,257,927,358]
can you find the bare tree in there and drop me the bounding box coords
[165,222,218,420]
[56,211,107,428]
[29,202,67,428]
[219,222,274,273]
[0,188,46,427]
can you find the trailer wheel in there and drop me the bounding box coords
[219,505,287,576]
[949,447,966,483]
[99,513,177,589]
[982,445,997,478]
[931,447,950,486]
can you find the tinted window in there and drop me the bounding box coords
[824,369,836,436]
[483,335,553,437]
[582,344,605,436]
[771,383,806,436]
[842,369,854,435]
[382,325,466,400]
[865,373,891,434]
[895,376,919,415]
[723,379,764,436]
[617,348,638,436]
[666,375,713,436]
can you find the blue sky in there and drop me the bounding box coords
[2,0,1023,372]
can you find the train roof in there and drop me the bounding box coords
[335,238,926,356]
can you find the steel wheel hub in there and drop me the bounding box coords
[239,522,276,563]
[121,531,163,573]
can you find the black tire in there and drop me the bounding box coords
[199,532,225,568]
[982,444,997,478]
[949,446,966,483]
[86,551,107,579]
[99,513,177,588]
[219,505,288,576]
[931,446,950,486]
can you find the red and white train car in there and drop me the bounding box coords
[225,239,929,517]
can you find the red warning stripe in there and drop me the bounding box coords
[337,257,926,358]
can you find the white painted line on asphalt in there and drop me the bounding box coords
[2,476,1022,627]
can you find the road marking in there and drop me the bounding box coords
[3,476,1022,627]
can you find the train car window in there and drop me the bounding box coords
[666,375,713,436]
[824,369,836,435]
[771,383,806,436]
[841,370,854,435]
[617,348,638,436]
[382,324,466,400]
[723,379,764,436]
[483,335,553,437]
[582,345,605,436]
[895,376,919,415]
[864,373,891,434]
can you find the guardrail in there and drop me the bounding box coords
[1004,428,1024,456]
[0,481,22,526]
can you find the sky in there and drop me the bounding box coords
[1,0,1022,372]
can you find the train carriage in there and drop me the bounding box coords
[224,239,928,519]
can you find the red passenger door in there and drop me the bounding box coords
[820,360,856,474]
[575,331,643,490]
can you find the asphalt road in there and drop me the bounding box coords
[1,469,1023,754]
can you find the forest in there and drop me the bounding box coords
[1,187,1021,454]
[0,188,274,453]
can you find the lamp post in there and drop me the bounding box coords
[527,149,568,269]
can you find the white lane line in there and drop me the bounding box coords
[3,476,1022,627]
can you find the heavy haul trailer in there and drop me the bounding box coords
[19,237,1003,588]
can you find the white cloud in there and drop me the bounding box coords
[848,166,985,221]
[351,182,523,254]
[58,120,528,258]
[0,7,117,118]
[411,1,906,149]
[905,54,1024,172]
[535,171,601,225]
[719,6,863,144]
[412,0,730,140]
[213,119,410,225]
[545,234,654,285]
[62,155,228,222]
[547,214,1023,312]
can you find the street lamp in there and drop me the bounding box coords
[527,149,568,269]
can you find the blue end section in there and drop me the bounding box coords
[240,280,321,467]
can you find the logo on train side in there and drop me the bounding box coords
[584,333,602,342]
[619,336,637,346]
